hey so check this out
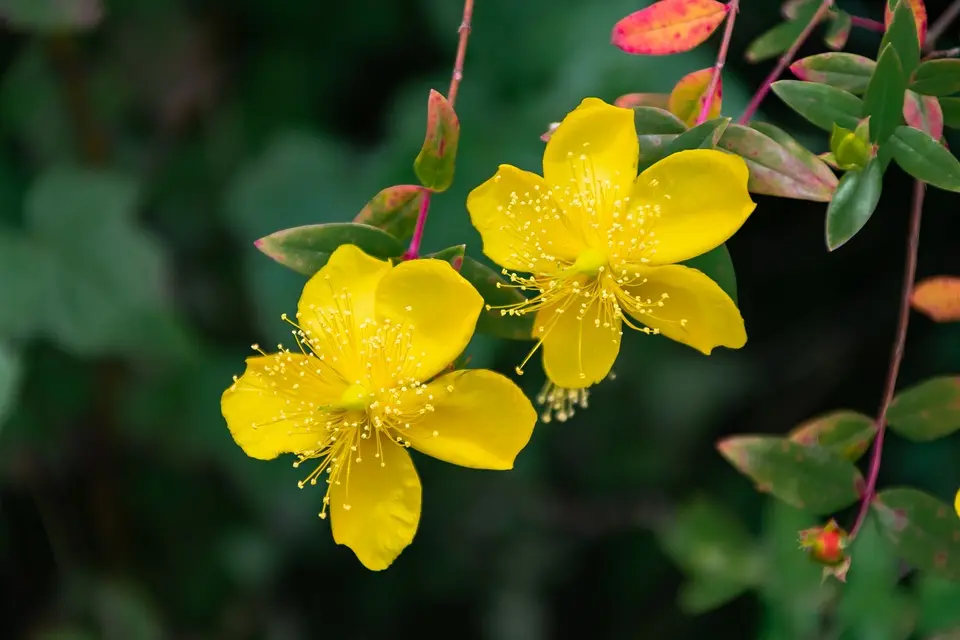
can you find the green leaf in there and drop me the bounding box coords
[749,121,840,189]
[746,2,821,63]
[458,256,532,341]
[915,575,960,634]
[910,60,960,97]
[887,376,960,442]
[681,243,738,303]
[788,410,878,462]
[889,125,960,191]
[678,578,750,615]
[424,244,466,271]
[790,53,876,94]
[353,185,425,243]
[873,488,960,580]
[717,435,864,515]
[771,80,863,131]
[631,106,687,135]
[0,0,102,32]
[638,118,730,172]
[824,10,852,50]
[255,223,404,276]
[824,158,883,251]
[718,124,837,202]
[862,44,907,143]
[413,89,460,192]
[939,97,960,129]
[638,133,679,164]
[0,343,22,431]
[0,231,50,340]
[880,0,921,76]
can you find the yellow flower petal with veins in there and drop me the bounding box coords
[466,97,756,410]
[221,244,537,570]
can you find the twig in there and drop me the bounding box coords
[849,15,885,33]
[405,0,474,259]
[696,0,739,125]
[738,0,834,125]
[849,180,925,539]
[926,0,960,51]
[924,46,960,59]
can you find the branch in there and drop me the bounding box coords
[697,0,739,125]
[849,180,925,539]
[849,15,885,33]
[738,0,834,125]
[926,0,960,51]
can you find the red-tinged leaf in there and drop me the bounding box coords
[614,92,671,110]
[612,0,728,56]
[911,276,960,322]
[824,11,852,50]
[903,90,945,140]
[783,0,818,19]
[789,53,876,94]
[873,488,960,580]
[750,122,840,190]
[413,89,460,192]
[885,0,928,49]
[353,185,426,243]
[668,68,721,127]
[788,410,877,462]
[255,223,405,276]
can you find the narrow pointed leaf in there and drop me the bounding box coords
[825,159,882,251]
[458,256,533,340]
[824,11,853,50]
[889,125,960,191]
[717,435,864,514]
[424,244,466,271]
[863,44,907,143]
[615,93,671,109]
[255,223,404,276]
[353,185,425,243]
[910,59,960,97]
[638,118,729,172]
[903,90,945,139]
[413,89,459,192]
[638,133,680,164]
[788,410,878,462]
[873,488,960,580]
[887,377,960,441]
[749,121,839,190]
[747,1,822,63]
[939,97,960,129]
[911,276,960,322]
[884,0,928,52]
[612,0,728,55]
[783,0,818,19]
[719,124,837,201]
[790,53,876,94]
[882,0,923,74]
[631,106,688,134]
[771,80,863,131]
[668,68,721,127]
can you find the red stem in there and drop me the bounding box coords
[697,0,739,125]
[405,0,474,259]
[849,181,925,539]
[849,15,885,33]
[738,0,834,125]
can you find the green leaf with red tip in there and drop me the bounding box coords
[771,80,863,131]
[903,90,945,139]
[458,256,532,341]
[353,185,425,243]
[911,276,960,322]
[824,11,852,50]
[910,60,960,97]
[413,90,459,192]
[424,244,465,272]
[886,377,960,442]
[939,97,960,129]
[638,118,730,172]
[716,435,864,515]
[746,1,822,63]
[788,410,878,462]
[882,0,922,75]
[863,44,907,144]
[790,53,876,94]
[749,121,839,188]
[681,243,737,303]
[255,223,404,276]
[783,0,818,20]
[825,158,883,251]
[631,106,688,135]
[611,0,728,56]
[889,125,960,191]
[884,0,927,51]
[615,93,670,110]
[668,68,721,127]
[872,488,960,580]
[718,124,837,202]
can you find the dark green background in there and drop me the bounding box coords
[1,0,959,638]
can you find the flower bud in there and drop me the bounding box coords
[829,121,873,171]
[798,519,848,566]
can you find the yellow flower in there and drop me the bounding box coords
[955,489,959,518]
[221,245,537,571]
[467,97,757,394]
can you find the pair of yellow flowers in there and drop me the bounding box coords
[221,98,758,570]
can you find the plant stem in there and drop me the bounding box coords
[697,0,739,125]
[405,0,474,259]
[849,180,925,539]
[927,0,960,51]
[737,0,834,125]
[849,15,885,33]
[924,46,960,59]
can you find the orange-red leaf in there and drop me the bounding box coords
[668,67,722,126]
[885,0,927,48]
[612,0,729,55]
[911,276,960,322]
[903,90,944,140]
[614,92,671,109]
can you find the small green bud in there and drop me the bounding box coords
[829,120,873,171]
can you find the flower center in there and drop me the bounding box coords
[569,247,606,276]
[338,383,371,411]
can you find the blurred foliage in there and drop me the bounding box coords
[1,0,960,639]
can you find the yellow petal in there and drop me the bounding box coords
[400,370,536,470]
[221,353,344,460]
[629,149,755,265]
[330,436,421,571]
[955,489,959,518]
[538,293,621,388]
[543,98,638,218]
[297,244,392,346]
[467,164,583,272]
[617,264,746,354]
[375,258,483,380]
